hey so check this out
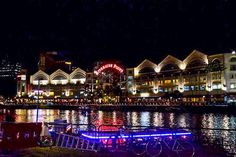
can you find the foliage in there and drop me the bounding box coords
[206,61,225,72]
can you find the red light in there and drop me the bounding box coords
[94,64,124,75]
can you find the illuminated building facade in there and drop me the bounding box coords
[0,59,21,78]
[127,50,236,104]
[18,50,236,105]
[18,51,86,100]
[16,69,28,97]
[86,61,126,103]
[27,67,86,99]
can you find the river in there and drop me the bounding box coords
[1,108,236,152]
[0,109,236,129]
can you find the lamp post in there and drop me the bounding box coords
[36,79,40,123]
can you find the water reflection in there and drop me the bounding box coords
[1,108,236,151]
[131,112,139,126]
[152,112,164,127]
[1,109,236,130]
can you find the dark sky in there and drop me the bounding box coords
[0,0,236,72]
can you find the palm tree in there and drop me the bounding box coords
[205,60,225,73]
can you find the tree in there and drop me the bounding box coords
[205,60,225,73]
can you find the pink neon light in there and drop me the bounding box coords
[94,64,124,75]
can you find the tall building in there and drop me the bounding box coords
[38,51,72,73]
[0,58,22,97]
[0,59,21,78]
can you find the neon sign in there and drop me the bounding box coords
[94,64,124,75]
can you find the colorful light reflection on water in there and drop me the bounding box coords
[0,109,235,129]
[1,109,236,148]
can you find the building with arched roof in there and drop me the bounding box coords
[16,50,236,105]
[26,67,86,100]
[126,50,236,105]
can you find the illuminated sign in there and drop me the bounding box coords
[94,64,124,75]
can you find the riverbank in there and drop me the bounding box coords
[1,104,236,114]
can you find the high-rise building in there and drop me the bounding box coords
[0,59,21,78]
[38,51,72,73]
[0,58,22,97]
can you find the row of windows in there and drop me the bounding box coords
[133,84,223,93]
[212,74,221,80]
[184,85,206,91]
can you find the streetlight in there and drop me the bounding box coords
[36,79,41,123]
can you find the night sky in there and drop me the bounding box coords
[0,0,236,72]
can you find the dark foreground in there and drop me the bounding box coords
[0,144,230,157]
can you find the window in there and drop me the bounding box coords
[190,86,194,90]
[212,84,221,90]
[165,88,171,92]
[200,85,205,90]
[230,65,236,71]
[230,57,236,62]
[173,86,178,91]
[158,87,163,92]
[173,79,179,83]
[200,77,206,82]
[128,70,133,75]
[164,80,171,84]
[128,76,133,81]
[230,83,236,89]
[184,86,190,91]
[184,78,189,84]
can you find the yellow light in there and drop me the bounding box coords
[65,62,71,65]
[153,88,158,94]
[134,68,139,76]
[140,93,150,97]
[180,63,186,70]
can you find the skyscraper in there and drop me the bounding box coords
[0,58,22,97]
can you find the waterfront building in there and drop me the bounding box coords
[21,52,86,103]
[126,50,236,105]
[19,50,236,105]
[86,61,126,103]
[27,67,86,100]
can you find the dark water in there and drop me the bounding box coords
[1,109,236,129]
[1,109,236,152]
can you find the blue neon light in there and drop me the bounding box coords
[81,132,191,140]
